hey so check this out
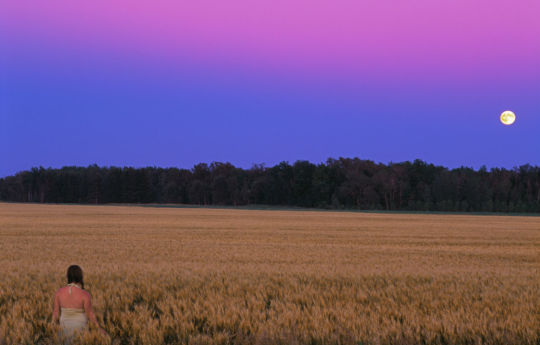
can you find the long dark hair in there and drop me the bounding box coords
[67,265,84,289]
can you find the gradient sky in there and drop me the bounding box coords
[1,0,539,177]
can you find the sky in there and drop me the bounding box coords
[1,0,539,177]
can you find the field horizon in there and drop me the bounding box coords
[0,203,538,344]
[3,201,540,218]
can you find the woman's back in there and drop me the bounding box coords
[57,283,87,309]
[52,266,107,342]
[56,283,89,342]
[52,265,109,344]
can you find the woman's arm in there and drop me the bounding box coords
[51,292,60,324]
[83,292,108,336]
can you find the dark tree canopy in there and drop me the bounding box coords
[1,159,540,213]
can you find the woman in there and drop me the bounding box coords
[52,265,107,342]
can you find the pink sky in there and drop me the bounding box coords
[3,0,540,83]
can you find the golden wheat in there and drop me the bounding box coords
[0,203,538,345]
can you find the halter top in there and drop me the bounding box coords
[67,283,81,295]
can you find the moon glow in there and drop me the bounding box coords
[500,111,516,125]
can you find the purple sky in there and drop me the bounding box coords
[1,1,539,177]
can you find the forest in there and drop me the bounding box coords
[1,158,540,212]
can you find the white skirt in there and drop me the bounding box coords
[60,308,88,342]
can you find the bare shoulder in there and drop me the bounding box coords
[55,286,67,296]
[81,289,92,300]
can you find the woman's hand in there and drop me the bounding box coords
[99,327,109,337]
[99,327,113,344]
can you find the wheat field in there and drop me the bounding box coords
[0,203,538,345]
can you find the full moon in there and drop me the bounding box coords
[500,110,516,125]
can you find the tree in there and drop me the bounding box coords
[1,159,539,213]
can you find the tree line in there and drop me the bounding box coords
[1,158,540,212]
